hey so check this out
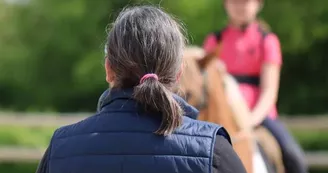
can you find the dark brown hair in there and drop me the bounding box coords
[105,6,186,136]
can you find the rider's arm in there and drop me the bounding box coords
[212,135,247,173]
[251,34,282,126]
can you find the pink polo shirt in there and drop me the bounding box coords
[203,22,282,119]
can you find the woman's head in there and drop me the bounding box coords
[224,0,262,26]
[105,6,185,88]
[105,6,186,136]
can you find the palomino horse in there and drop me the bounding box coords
[177,46,284,173]
[224,70,284,173]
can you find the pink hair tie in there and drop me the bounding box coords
[139,73,159,84]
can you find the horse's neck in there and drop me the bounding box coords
[223,74,253,132]
[199,60,240,134]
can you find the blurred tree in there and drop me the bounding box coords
[0,0,328,114]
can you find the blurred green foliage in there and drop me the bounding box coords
[0,126,55,148]
[0,0,328,114]
[0,163,38,173]
[0,126,326,151]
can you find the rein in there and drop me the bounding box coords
[192,70,208,110]
[190,44,249,145]
[190,44,221,110]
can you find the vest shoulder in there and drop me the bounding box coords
[178,117,222,136]
[180,117,231,144]
[53,113,100,139]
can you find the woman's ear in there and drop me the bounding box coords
[105,58,115,84]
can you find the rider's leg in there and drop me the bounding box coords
[261,117,308,173]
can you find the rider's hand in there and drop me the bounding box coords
[251,114,263,128]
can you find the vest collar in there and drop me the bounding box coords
[98,88,199,119]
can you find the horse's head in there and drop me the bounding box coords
[177,47,256,173]
[175,46,214,109]
[176,46,236,122]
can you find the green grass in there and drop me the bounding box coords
[0,126,56,148]
[291,129,328,151]
[0,162,38,173]
[0,125,328,151]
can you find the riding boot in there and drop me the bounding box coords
[261,117,309,173]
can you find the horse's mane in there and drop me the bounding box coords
[197,45,220,70]
[178,46,254,173]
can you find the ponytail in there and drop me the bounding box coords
[133,76,183,136]
[257,19,271,32]
[106,6,186,136]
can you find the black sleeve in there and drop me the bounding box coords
[35,147,50,173]
[212,135,247,173]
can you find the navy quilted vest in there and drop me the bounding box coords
[48,88,230,173]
